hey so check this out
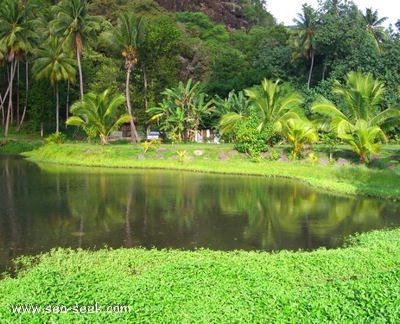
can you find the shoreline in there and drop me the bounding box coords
[22,143,400,201]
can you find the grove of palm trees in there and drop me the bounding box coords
[1,0,400,163]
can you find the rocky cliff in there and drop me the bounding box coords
[155,0,265,29]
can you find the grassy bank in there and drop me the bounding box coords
[0,133,43,154]
[23,143,400,200]
[1,229,400,322]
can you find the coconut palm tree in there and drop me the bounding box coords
[0,0,37,141]
[103,13,146,143]
[244,79,304,134]
[312,71,400,163]
[66,89,130,144]
[32,37,76,133]
[290,4,318,89]
[363,8,388,52]
[51,0,102,99]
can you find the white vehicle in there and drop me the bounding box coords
[146,131,160,140]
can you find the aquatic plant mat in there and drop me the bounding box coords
[1,229,400,322]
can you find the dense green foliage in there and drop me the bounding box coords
[1,0,400,145]
[312,71,400,162]
[1,228,400,322]
[66,90,129,144]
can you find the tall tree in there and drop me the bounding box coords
[103,13,146,143]
[362,8,388,52]
[312,71,400,163]
[290,4,318,89]
[52,0,101,99]
[0,0,37,141]
[32,37,76,133]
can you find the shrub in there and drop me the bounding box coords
[141,139,162,153]
[269,149,280,161]
[233,111,272,159]
[45,132,66,144]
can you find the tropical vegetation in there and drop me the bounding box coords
[312,71,400,162]
[2,1,400,321]
[0,0,399,152]
[66,89,129,144]
[1,228,400,322]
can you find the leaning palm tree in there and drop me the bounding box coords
[363,8,388,52]
[0,0,37,141]
[312,71,400,163]
[102,13,146,143]
[32,37,76,133]
[290,4,318,89]
[66,89,130,145]
[51,0,102,99]
[244,79,304,134]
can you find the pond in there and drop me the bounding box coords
[1,155,400,272]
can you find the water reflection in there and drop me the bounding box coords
[1,155,400,272]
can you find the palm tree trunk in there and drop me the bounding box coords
[4,60,18,142]
[55,82,59,133]
[307,50,315,90]
[66,80,70,121]
[18,60,29,131]
[76,50,84,99]
[125,65,139,143]
[142,62,148,111]
[16,61,20,125]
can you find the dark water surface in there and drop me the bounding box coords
[1,155,400,271]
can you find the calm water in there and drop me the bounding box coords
[1,155,400,271]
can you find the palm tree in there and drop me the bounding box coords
[363,8,388,52]
[103,13,146,143]
[312,71,400,163]
[282,118,318,159]
[66,89,130,145]
[290,4,318,89]
[32,37,76,133]
[147,79,213,142]
[244,79,304,134]
[51,0,101,99]
[0,0,37,141]
[216,90,251,139]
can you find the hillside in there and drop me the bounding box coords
[155,0,273,29]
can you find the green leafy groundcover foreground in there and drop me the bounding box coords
[1,229,400,322]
